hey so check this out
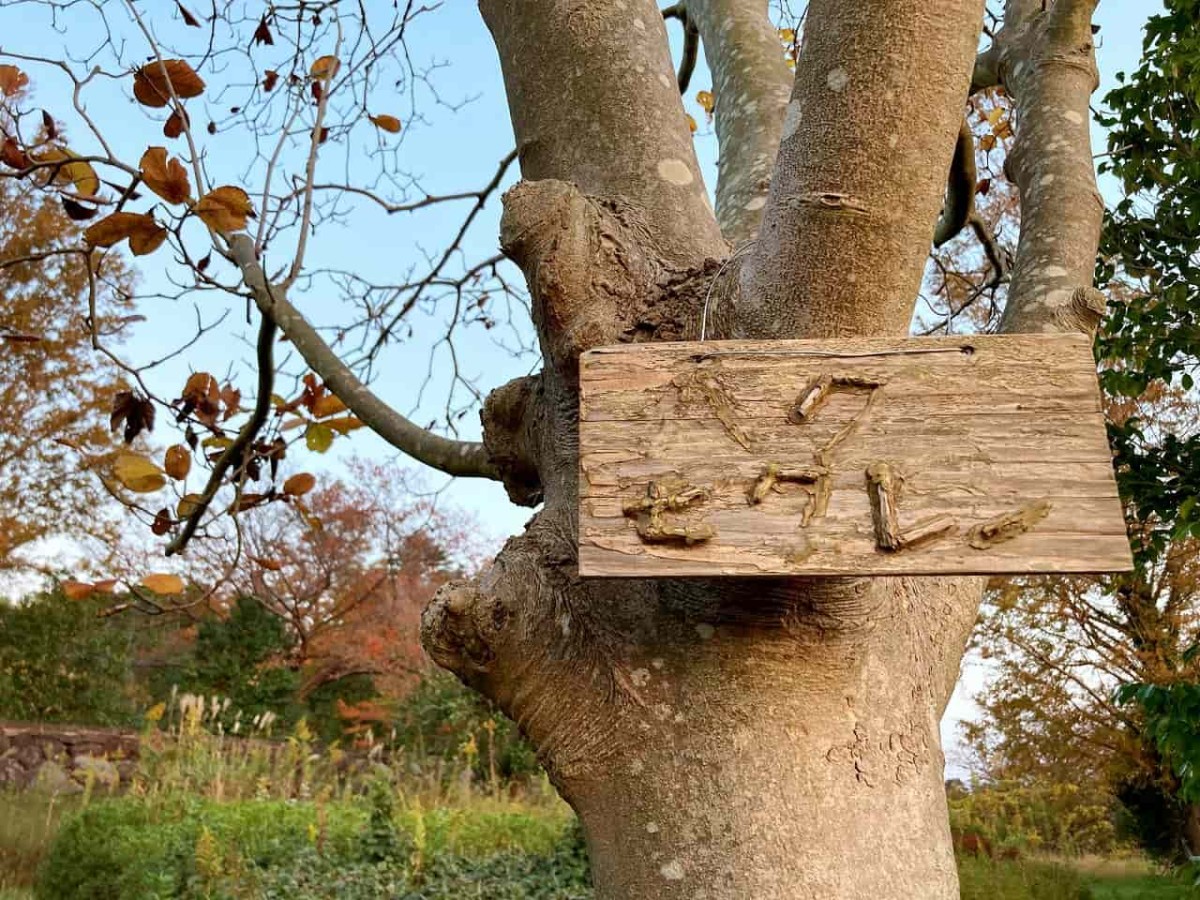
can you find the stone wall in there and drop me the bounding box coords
[0,721,140,793]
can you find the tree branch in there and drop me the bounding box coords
[738,0,986,338]
[225,235,500,482]
[934,119,977,247]
[687,0,794,245]
[995,0,1105,335]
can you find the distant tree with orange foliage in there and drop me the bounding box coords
[0,172,134,572]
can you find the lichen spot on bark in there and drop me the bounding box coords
[1063,109,1084,125]
[744,196,767,212]
[646,822,660,834]
[827,67,850,91]
[657,159,694,186]
[695,622,715,640]
[782,100,803,141]
[660,860,685,881]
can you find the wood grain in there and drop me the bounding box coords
[578,335,1133,577]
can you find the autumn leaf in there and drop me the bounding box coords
[283,472,316,497]
[61,580,96,600]
[181,371,222,426]
[686,114,698,134]
[113,452,167,493]
[231,492,269,513]
[152,507,174,535]
[250,555,283,571]
[163,108,189,139]
[93,579,120,594]
[369,114,402,134]
[195,185,253,232]
[696,89,715,121]
[84,211,167,256]
[141,573,185,595]
[133,59,206,108]
[61,197,99,221]
[310,55,340,80]
[111,389,156,443]
[253,15,274,46]
[176,1,200,26]
[1,137,29,170]
[164,444,191,480]
[311,393,347,418]
[305,422,334,453]
[177,493,204,518]
[0,64,29,97]
[262,69,279,93]
[32,147,100,197]
[139,146,191,204]
[324,415,365,435]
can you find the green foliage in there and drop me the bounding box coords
[0,588,139,726]
[956,856,1091,900]
[1096,0,1200,561]
[949,781,1123,857]
[392,669,539,782]
[180,596,301,727]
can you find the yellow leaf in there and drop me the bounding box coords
[778,28,796,44]
[283,472,316,497]
[133,59,206,108]
[33,147,100,197]
[686,114,697,134]
[164,444,192,480]
[113,452,167,493]
[201,435,234,451]
[177,493,204,518]
[305,422,334,453]
[195,185,253,232]
[696,90,715,116]
[139,146,191,204]
[986,106,1005,127]
[310,55,341,80]
[369,113,402,134]
[141,573,185,595]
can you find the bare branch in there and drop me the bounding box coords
[227,235,500,481]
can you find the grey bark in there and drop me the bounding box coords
[687,0,793,246]
[417,1,1109,897]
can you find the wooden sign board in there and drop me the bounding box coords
[578,335,1132,577]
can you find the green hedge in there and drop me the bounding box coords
[36,792,1105,900]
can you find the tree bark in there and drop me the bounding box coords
[422,1,1105,897]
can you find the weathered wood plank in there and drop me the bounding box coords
[578,334,1133,577]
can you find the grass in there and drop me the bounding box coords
[1,710,1195,899]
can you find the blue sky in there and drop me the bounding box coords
[0,1,1163,773]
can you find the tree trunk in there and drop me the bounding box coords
[422,1,1105,897]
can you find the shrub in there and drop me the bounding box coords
[0,589,140,726]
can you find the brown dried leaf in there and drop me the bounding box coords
[262,70,279,93]
[195,185,253,232]
[139,146,191,204]
[177,493,204,518]
[311,393,347,418]
[176,2,200,26]
[62,580,96,600]
[324,415,365,435]
[152,507,174,535]
[163,108,189,139]
[368,114,402,134]
[253,15,274,46]
[1,137,29,169]
[164,444,191,480]
[61,197,99,221]
[282,472,316,497]
[133,59,206,108]
[310,55,340,80]
[0,64,29,97]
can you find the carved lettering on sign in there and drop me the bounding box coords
[579,335,1133,577]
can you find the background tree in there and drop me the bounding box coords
[962,0,1200,862]
[0,1,1112,896]
[0,162,134,573]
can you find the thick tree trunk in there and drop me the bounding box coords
[422,1,1104,897]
